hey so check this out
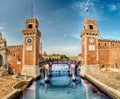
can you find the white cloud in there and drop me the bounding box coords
[70,33,80,40]
[0,26,4,30]
[47,21,53,24]
[1,23,6,26]
[43,45,80,56]
[63,33,80,40]
[63,33,68,38]
[0,22,6,30]
[109,4,117,11]
[72,0,103,21]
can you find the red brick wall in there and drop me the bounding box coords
[7,45,23,74]
[98,39,120,68]
[98,49,109,67]
[109,49,120,68]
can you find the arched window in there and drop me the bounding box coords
[98,43,100,46]
[105,43,106,46]
[28,24,33,29]
[13,53,16,58]
[89,25,93,29]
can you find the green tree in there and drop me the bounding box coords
[60,55,69,60]
[43,51,47,56]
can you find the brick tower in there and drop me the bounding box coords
[21,18,41,77]
[80,18,99,66]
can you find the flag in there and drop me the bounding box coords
[86,8,89,12]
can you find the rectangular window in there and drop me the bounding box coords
[28,24,33,29]
[89,25,93,29]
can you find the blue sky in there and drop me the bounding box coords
[0,0,120,56]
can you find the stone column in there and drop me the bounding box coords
[69,65,72,76]
[45,69,49,83]
[71,64,76,82]
[49,64,52,77]
[72,68,76,82]
[44,64,50,83]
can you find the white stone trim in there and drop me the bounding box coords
[84,35,87,65]
[23,35,36,37]
[34,36,36,66]
[23,37,25,65]
[21,65,40,77]
[96,36,99,63]
[85,35,98,38]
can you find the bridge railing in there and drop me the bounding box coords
[39,60,81,67]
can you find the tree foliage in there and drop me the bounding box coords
[60,55,69,60]
[49,54,69,60]
[43,51,47,56]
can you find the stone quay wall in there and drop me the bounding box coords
[80,65,120,99]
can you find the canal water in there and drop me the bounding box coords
[19,64,110,99]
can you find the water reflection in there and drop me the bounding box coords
[44,83,48,93]
[82,80,110,99]
[20,64,110,99]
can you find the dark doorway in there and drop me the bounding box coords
[115,63,118,68]
[0,54,3,66]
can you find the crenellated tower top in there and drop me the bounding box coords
[80,18,99,37]
[22,18,41,37]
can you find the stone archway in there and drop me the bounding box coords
[0,54,3,66]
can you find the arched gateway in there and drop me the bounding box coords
[0,54,3,66]
[0,33,7,67]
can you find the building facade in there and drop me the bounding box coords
[68,56,81,61]
[0,18,41,77]
[43,55,61,60]
[81,18,120,68]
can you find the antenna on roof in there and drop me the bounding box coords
[31,5,33,18]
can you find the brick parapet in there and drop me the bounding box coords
[8,45,23,50]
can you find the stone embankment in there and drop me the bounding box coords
[0,75,20,99]
[80,66,120,99]
[1,75,33,99]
